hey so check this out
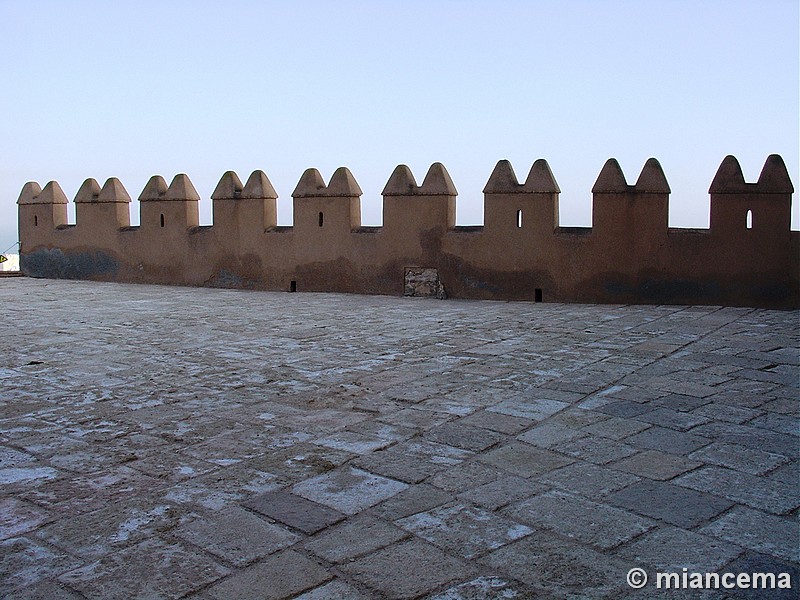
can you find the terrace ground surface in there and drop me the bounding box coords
[0,278,797,599]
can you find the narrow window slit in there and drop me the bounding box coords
[746,210,753,230]
[34,215,38,227]
[318,212,324,227]
[160,214,165,228]
[516,209,523,228]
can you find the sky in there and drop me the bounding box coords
[1,0,798,255]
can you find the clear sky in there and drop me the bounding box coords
[1,0,798,255]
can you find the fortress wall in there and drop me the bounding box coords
[17,155,798,308]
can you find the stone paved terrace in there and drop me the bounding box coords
[0,279,797,600]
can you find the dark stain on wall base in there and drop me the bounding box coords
[22,248,119,280]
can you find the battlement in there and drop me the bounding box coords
[17,155,798,308]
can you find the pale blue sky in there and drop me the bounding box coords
[1,0,798,254]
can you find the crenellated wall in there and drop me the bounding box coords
[17,155,799,308]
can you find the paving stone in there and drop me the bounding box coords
[634,407,710,431]
[605,479,733,528]
[242,490,345,534]
[749,412,800,437]
[515,422,587,448]
[719,552,799,600]
[353,440,472,484]
[626,426,712,456]
[371,483,454,520]
[688,441,790,476]
[552,436,638,465]
[205,549,330,600]
[36,498,185,560]
[689,422,798,457]
[616,526,743,572]
[0,579,87,600]
[292,579,373,600]
[0,497,51,541]
[163,463,285,511]
[174,505,299,566]
[425,575,534,599]
[487,398,569,422]
[538,462,640,498]
[699,506,799,563]
[691,402,763,424]
[579,416,651,440]
[478,442,573,477]
[594,400,653,418]
[304,514,408,562]
[0,536,83,590]
[311,430,394,454]
[2,280,797,600]
[423,422,504,452]
[59,538,230,600]
[675,466,799,515]
[503,490,655,550]
[482,531,634,599]
[459,410,534,434]
[457,475,547,511]
[292,466,408,515]
[340,538,476,599]
[396,503,533,559]
[426,460,507,492]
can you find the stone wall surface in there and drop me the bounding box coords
[16,155,799,308]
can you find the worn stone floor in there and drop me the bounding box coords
[0,278,797,600]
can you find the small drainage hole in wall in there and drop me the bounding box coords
[535,288,543,303]
[290,280,297,292]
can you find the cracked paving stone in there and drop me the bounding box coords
[340,538,476,599]
[478,442,572,478]
[688,441,790,476]
[58,538,230,600]
[537,462,640,498]
[370,483,454,520]
[675,466,799,515]
[503,490,655,550]
[205,549,331,600]
[0,497,52,541]
[0,536,84,591]
[174,505,300,566]
[304,514,408,563]
[698,506,800,563]
[292,466,408,515]
[396,502,533,559]
[483,531,635,599]
[611,449,702,481]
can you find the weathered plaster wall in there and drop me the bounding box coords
[17,155,799,308]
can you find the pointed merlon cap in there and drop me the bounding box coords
[420,163,458,195]
[382,165,418,196]
[97,178,132,203]
[292,168,327,198]
[242,170,278,199]
[211,171,244,200]
[709,155,747,193]
[326,167,363,196]
[757,154,794,193]
[139,175,168,202]
[74,178,102,203]
[634,158,671,193]
[16,181,43,205]
[524,159,561,193]
[166,174,201,202]
[592,159,628,193]
[483,160,520,194]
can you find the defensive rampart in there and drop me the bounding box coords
[16,155,799,308]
